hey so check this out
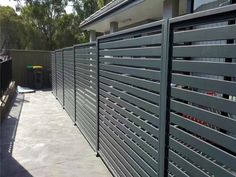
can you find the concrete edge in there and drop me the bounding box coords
[0,81,17,122]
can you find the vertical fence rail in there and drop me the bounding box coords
[73,46,76,123]
[0,63,1,97]
[96,41,100,154]
[158,19,172,177]
[62,49,65,107]
[51,4,236,177]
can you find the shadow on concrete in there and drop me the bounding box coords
[0,93,33,177]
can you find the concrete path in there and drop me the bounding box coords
[1,91,112,177]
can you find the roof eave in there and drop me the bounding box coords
[79,0,137,30]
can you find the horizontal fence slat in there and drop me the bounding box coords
[169,134,235,177]
[100,47,162,57]
[169,150,210,177]
[168,162,189,177]
[100,126,148,177]
[173,44,236,58]
[100,76,160,104]
[99,117,158,176]
[100,64,160,81]
[171,100,236,134]
[100,57,161,69]
[100,70,160,93]
[100,34,162,49]
[99,96,159,145]
[99,89,159,127]
[99,107,158,160]
[99,135,136,177]
[174,24,236,43]
[172,60,236,77]
[172,73,236,96]
[170,125,236,171]
[100,83,159,116]
[171,87,236,115]
[170,112,236,153]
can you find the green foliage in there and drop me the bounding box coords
[54,14,86,48]
[1,0,106,50]
[20,0,69,50]
[97,0,112,8]
[0,6,26,49]
[73,0,99,20]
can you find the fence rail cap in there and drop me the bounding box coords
[170,4,236,24]
[63,46,74,50]
[74,42,96,48]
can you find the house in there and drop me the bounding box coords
[80,0,232,41]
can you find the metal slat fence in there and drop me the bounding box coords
[63,47,75,121]
[0,58,12,98]
[167,6,236,177]
[75,42,97,149]
[51,4,236,177]
[98,20,163,177]
[51,52,56,97]
[55,50,64,106]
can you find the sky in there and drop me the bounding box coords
[0,0,73,14]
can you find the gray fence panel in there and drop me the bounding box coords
[63,47,75,121]
[50,4,236,177]
[167,6,236,177]
[98,20,164,177]
[55,50,64,106]
[75,42,97,150]
[51,51,56,97]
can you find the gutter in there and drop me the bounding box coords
[80,0,138,29]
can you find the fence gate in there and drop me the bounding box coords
[63,47,75,121]
[75,42,97,150]
[55,49,64,106]
[51,51,56,97]
[97,21,165,177]
[167,7,236,177]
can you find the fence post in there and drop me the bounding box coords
[96,41,100,156]
[62,49,65,107]
[73,46,76,123]
[158,19,172,177]
[0,62,2,98]
[55,51,57,97]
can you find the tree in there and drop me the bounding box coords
[97,0,112,8]
[73,0,99,20]
[0,6,26,50]
[1,0,103,50]
[20,0,69,50]
[54,13,86,48]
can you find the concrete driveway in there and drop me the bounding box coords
[1,91,112,177]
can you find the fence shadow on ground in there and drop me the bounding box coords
[0,93,33,177]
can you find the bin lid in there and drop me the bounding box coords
[33,66,43,69]
[26,65,33,69]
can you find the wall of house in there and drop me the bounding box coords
[9,50,51,88]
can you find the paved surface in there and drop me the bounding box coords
[1,91,112,177]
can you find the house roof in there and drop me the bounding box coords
[79,0,138,29]
[80,0,166,32]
